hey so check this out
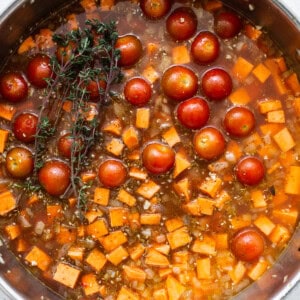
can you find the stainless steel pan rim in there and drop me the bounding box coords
[0,1,300,299]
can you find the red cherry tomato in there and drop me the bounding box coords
[191,31,220,65]
[166,7,198,41]
[224,106,255,137]
[235,156,265,185]
[38,160,71,196]
[13,113,38,143]
[124,77,152,106]
[201,68,232,101]
[115,35,143,67]
[140,0,171,19]
[161,65,198,102]
[86,79,107,101]
[231,227,265,261]
[176,97,210,129]
[142,142,175,174]
[214,11,242,39]
[98,159,127,188]
[6,147,34,179]
[27,55,52,88]
[0,72,28,102]
[193,126,226,160]
[57,133,83,159]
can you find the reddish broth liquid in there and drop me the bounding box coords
[0,0,300,299]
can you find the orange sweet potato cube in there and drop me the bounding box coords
[86,248,107,271]
[25,246,52,271]
[53,262,81,288]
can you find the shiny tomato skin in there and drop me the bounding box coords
[142,142,175,174]
[115,35,143,67]
[193,126,226,160]
[27,55,52,88]
[166,7,198,41]
[214,11,242,39]
[161,65,198,102]
[235,156,265,186]
[191,31,220,65]
[38,160,71,196]
[177,97,210,129]
[13,113,38,143]
[201,68,232,101]
[140,0,171,19]
[98,159,127,188]
[124,77,152,106]
[0,72,28,102]
[6,147,34,179]
[231,227,265,262]
[224,106,255,137]
[86,79,107,101]
[57,133,83,159]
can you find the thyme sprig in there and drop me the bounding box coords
[32,19,123,216]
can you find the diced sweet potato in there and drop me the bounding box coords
[244,24,262,41]
[165,217,184,232]
[214,190,231,209]
[136,107,150,129]
[117,286,140,300]
[191,235,216,256]
[268,224,290,244]
[258,99,282,114]
[66,14,79,30]
[285,166,300,195]
[105,138,125,156]
[136,180,160,199]
[230,214,252,230]
[53,262,81,288]
[117,189,137,207]
[267,110,285,123]
[172,45,190,64]
[18,36,36,54]
[109,207,128,227]
[85,210,104,224]
[183,197,215,216]
[166,275,185,300]
[0,129,9,154]
[140,213,161,225]
[85,248,107,271]
[47,204,63,223]
[229,261,246,284]
[214,233,228,250]
[247,260,269,281]
[142,64,160,84]
[102,118,123,136]
[129,243,145,261]
[167,226,191,250]
[162,126,181,147]
[5,224,21,240]
[254,215,275,236]
[129,167,148,181]
[93,187,110,206]
[123,265,146,283]
[252,63,271,83]
[81,273,101,296]
[273,208,298,227]
[173,177,191,201]
[25,246,52,271]
[153,288,168,300]
[0,103,16,121]
[197,258,211,279]
[107,245,129,266]
[145,248,170,267]
[273,127,295,152]
[55,226,77,245]
[68,246,85,261]
[0,190,17,216]
[173,151,191,178]
[285,72,300,95]
[199,176,222,198]
[229,87,251,105]
[251,190,267,208]
[232,57,254,81]
[86,219,108,240]
[154,244,170,256]
[122,126,139,150]
[100,230,128,252]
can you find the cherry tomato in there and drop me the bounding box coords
[6,147,34,179]
[13,113,38,143]
[224,106,255,137]
[27,55,52,88]
[231,227,265,261]
[201,68,232,101]
[115,35,143,67]
[57,133,83,159]
[191,31,220,65]
[214,11,242,39]
[86,79,107,101]
[193,126,226,160]
[235,156,265,185]
[38,160,71,196]
[142,142,175,174]
[98,159,127,188]
[140,0,171,19]
[161,65,198,102]
[166,7,198,41]
[124,77,152,106]
[176,97,210,129]
[0,72,28,102]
